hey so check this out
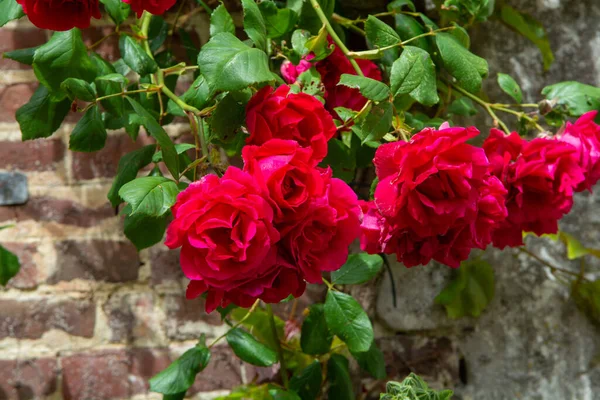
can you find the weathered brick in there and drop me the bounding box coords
[50,240,140,283]
[0,82,38,122]
[71,134,154,180]
[163,294,222,341]
[0,28,47,70]
[2,242,41,289]
[149,247,185,286]
[0,139,65,172]
[103,292,164,343]
[0,358,58,399]
[82,27,120,62]
[0,298,95,339]
[0,197,115,227]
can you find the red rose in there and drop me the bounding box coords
[316,42,382,117]
[358,200,386,255]
[165,167,297,313]
[556,111,600,192]
[16,0,100,31]
[484,132,585,248]
[364,125,507,267]
[281,175,362,283]
[246,85,336,163]
[242,139,326,221]
[123,0,177,17]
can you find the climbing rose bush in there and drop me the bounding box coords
[3,0,600,398]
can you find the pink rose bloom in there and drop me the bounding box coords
[280,55,315,83]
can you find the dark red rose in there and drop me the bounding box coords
[556,111,600,192]
[363,124,507,267]
[484,132,585,248]
[316,42,382,117]
[123,0,177,17]
[165,167,304,313]
[242,139,326,221]
[246,85,337,163]
[280,174,362,283]
[17,0,100,31]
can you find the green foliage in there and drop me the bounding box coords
[119,35,158,76]
[300,304,332,355]
[436,32,488,94]
[338,75,391,102]
[327,354,354,400]
[0,0,24,27]
[69,106,107,152]
[123,206,169,251]
[61,78,97,102]
[16,85,71,141]
[0,244,20,286]
[149,336,211,395]
[355,102,394,144]
[380,373,453,400]
[107,144,156,207]
[118,176,179,217]
[259,1,297,38]
[572,279,600,326]
[390,46,439,106]
[242,0,267,51]
[289,361,322,400]
[3,46,39,65]
[542,81,600,117]
[331,253,383,285]
[365,15,401,49]
[226,328,278,367]
[435,259,495,319]
[497,73,523,103]
[210,3,236,36]
[351,340,387,379]
[100,0,130,25]
[441,0,495,23]
[324,290,374,353]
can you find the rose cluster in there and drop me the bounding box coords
[165,85,362,313]
[360,112,600,268]
[16,0,176,31]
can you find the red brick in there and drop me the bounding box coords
[163,294,223,341]
[2,242,41,289]
[0,28,47,70]
[0,298,95,339]
[103,292,162,343]
[50,240,140,283]
[0,358,58,399]
[149,247,185,286]
[0,82,38,122]
[82,27,120,62]
[71,134,154,180]
[0,139,65,172]
[0,197,115,227]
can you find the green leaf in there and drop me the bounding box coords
[365,15,401,48]
[91,54,125,117]
[210,93,247,143]
[500,6,554,71]
[259,1,297,38]
[230,308,284,351]
[242,0,267,51]
[383,373,453,399]
[541,81,600,117]
[390,46,438,106]
[149,16,169,52]
[33,30,97,100]
[356,101,393,144]
[324,290,374,353]
[61,78,96,102]
[447,97,477,116]
[572,279,600,325]
[226,328,278,367]
[3,46,38,65]
[562,232,589,260]
[123,206,169,251]
[289,361,322,400]
[388,0,416,12]
[210,3,236,36]
[394,15,431,53]
[197,33,274,93]
[291,29,311,57]
[149,339,211,395]
[300,304,332,355]
[119,176,179,217]
[16,85,71,141]
[351,340,386,379]
[321,138,356,183]
[436,32,488,94]
[100,0,130,25]
[152,143,196,163]
[0,245,20,286]
[331,253,383,285]
[163,393,186,400]
[327,355,354,400]
[181,74,212,110]
[270,388,302,400]
[0,0,24,27]
[297,0,334,35]
[119,35,158,76]
[497,73,523,103]
[126,97,180,179]
[338,75,390,102]
[435,259,495,319]
[69,106,107,152]
[107,144,156,207]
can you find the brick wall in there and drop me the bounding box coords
[0,10,288,400]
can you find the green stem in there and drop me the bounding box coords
[331,14,366,36]
[140,11,153,58]
[197,0,213,14]
[161,83,201,114]
[266,304,289,388]
[494,106,544,132]
[309,0,364,76]
[518,247,586,280]
[322,277,336,290]
[209,299,260,348]
[450,83,510,134]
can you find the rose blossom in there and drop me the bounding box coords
[246,85,337,162]
[316,42,382,117]
[362,125,507,267]
[281,55,315,84]
[165,167,305,313]
[280,174,362,283]
[242,139,325,221]
[556,111,600,192]
[17,0,100,31]
[484,130,585,248]
[124,0,177,17]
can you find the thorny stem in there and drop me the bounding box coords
[208,299,260,348]
[187,112,202,181]
[518,247,588,280]
[337,99,372,131]
[331,14,366,36]
[267,304,289,388]
[309,0,364,76]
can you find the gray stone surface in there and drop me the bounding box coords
[0,171,28,206]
